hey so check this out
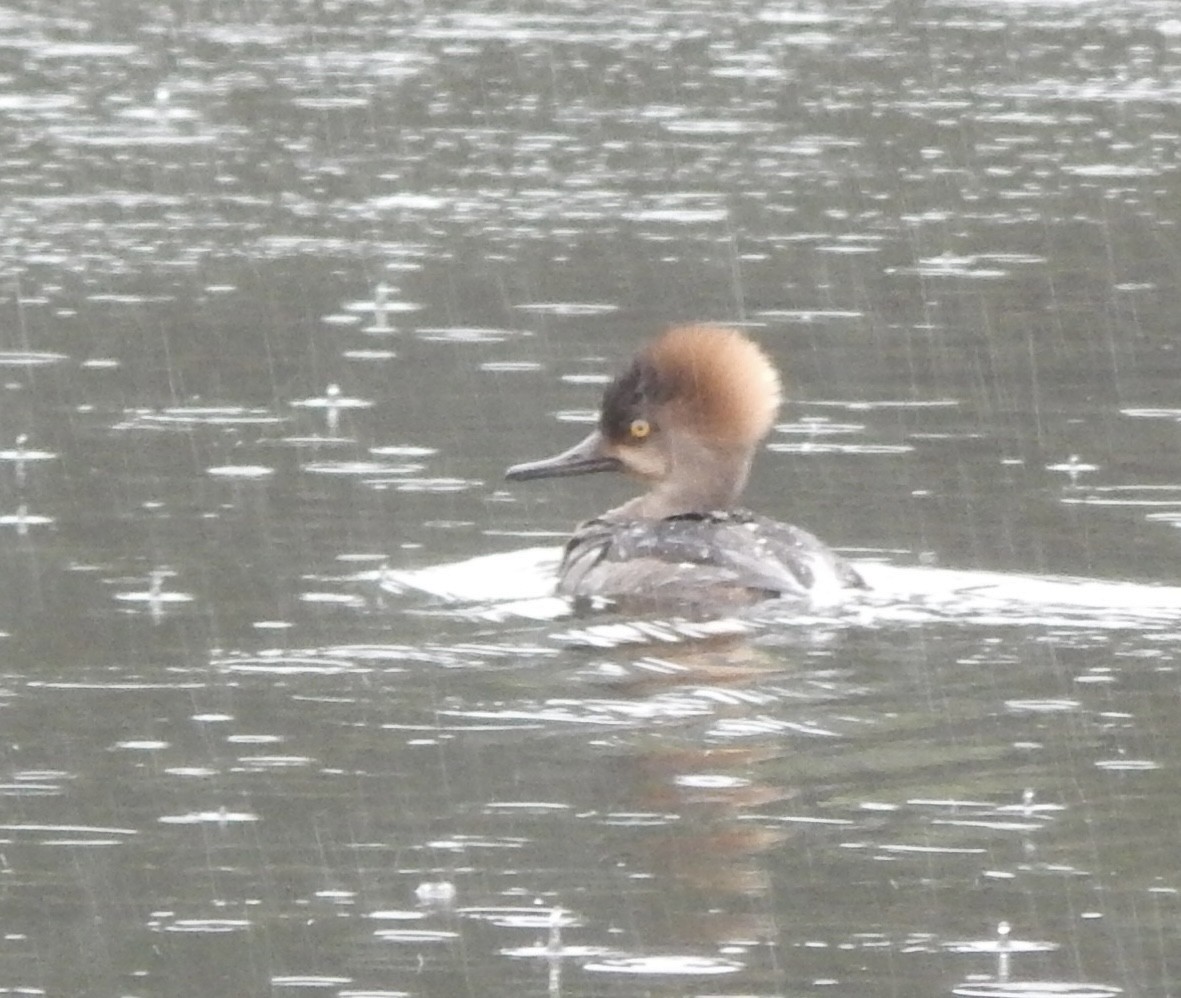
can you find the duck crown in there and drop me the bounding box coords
[599,324,782,446]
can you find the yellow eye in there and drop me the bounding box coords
[629,418,651,440]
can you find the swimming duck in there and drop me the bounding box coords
[506,325,863,605]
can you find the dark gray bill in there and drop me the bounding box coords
[505,429,622,480]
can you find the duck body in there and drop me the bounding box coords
[558,509,863,605]
[506,324,864,607]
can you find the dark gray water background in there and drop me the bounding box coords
[2,1,1181,995]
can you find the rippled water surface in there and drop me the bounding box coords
[2,1,1181,995]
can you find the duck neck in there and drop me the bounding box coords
[608,441,754,521]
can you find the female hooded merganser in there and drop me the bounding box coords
[506,325,864,605]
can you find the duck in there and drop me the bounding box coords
[505,324,864,606]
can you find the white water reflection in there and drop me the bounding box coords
[383,546,1181,632]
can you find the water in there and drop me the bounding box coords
[1,0,1181,995]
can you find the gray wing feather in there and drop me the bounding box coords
[557,512,862,601]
